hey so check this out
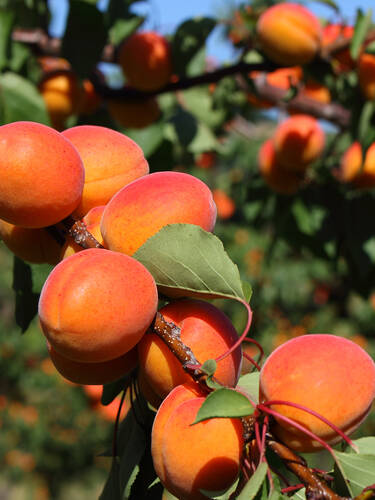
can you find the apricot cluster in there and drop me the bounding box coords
[258,114,325,194]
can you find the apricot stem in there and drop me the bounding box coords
[47,215,104,250]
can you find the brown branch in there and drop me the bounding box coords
[46,216,104,250]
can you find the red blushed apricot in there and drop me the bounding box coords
[154,393,243,499]
[138,299,242,400]
[107,98,160,129]
[339,142,375,188]
[0,219,60,265]
[213,189,235,220]
[257,3,321,66]
[61,205,106,260]
[101,171,217,256]
[274,115,325,171]
[322,24,354,71]
[358,53,375,101]
[38,248,158,363]
[0,121,84,228]
[259,334,375,452]
[48,343,138,385]
[258,140,304,195]
[61,125,149,217]
[118,31,172,91]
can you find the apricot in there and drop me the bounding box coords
[339,142,375,188]
[78,79,102,115]
[258,140,304,195]
[213,189,236,220]
[259,334,375,452]
[358,53,375,101]
[0,121,84,228]
[0,219,61,265]
[118,31,172,91]
[61,125,149,217]
[38,248,158,363]
[248,67,302,108]
[138,299,242,399]
[257,3,321,66]
[322,24,354,71]
[101,171,217,255]
[152,384,243,499]
[107,97,160,129]
[61,205,106,259]
[274,115,325,171]
[48,343,138,385]
[195,152,216,169]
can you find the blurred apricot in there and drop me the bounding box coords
[213,189,235,219]
[339,142,375,188]
[358,53,375,101]
[107,97,160,129]
[322,24,354,71]
[195,151,216,169]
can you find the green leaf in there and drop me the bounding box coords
[242,281,253,303]
[350,9,373,60]
[193,388,254,424]
[188,122,218,153]
[101,373,133,406]
[237,462,268,500]
[358,101,375,149]
[289,488,306,500]
[363,237,375,263]
[351,437,375,454]
[99,458,122,500]
[182,87,225,128]
[170,107,198,147]
[201,359,217,377]
[0,72,50,124]
[309,0,339,11]
[134,224,245,300]
[125,122,164,157]
[335,451,375,497]
[62,0,107,78]
[0,9,15,70]
[292,200,326,237]
[109,16,144,45]
[365,41,375,55]
[172,17,216,77]
[237,372,259,405]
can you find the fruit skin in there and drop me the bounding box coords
[258,140,304,195]
[358,53,375,101]
[61,125,149,218]
[339,142,375,188]
[118,31,172,91]
[259,334,375,452]
[101,171,217,256]
[138,299,242,399]
[0,121,85,228]
[213,189,236,220]
[38,248,158,363]
[152,384,243,500]
[107,98,160,129]
[0,219,61,265]
[248,67,302,109]
[257,3,321,66]
[322,24,354,71]
[48,343,138,385]
[273,114,325,171]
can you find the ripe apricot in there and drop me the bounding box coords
[107,97,160,129]
[248,67,302,108]
[258,140,304,195]
[138,299,242,399]
[257,3,321,66]
[213,189,236,220]
[259,334,375,452]
[101,171,217,255]
[0,121,84,228]
[322,24,354,71]
[339,142,375,188]
[0,219,61,265]
[300,80,331,104]
[152,384,243,499]
[48,343,138,385]
[61,125,149,217]
[358,53,375,101]
[38,248,158,363]
[274,115,325,171]
[118,31,172,91]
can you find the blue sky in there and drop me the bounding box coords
[48,0,362,62]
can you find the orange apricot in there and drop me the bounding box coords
[257,3,321,66]
[248,67,302,108]
[213,189,235,220]
[358,53,375,101]
[259,334,375,452]
[300,80,331,104]
[0,219,60,265]
[138,299,242,399]
[107,97,160,129]
[273,114,325,171]
[152,386,243,499]
[0,121,84,228]
[78,79,102,115]
[339,142,375,188]
[101,171,217,255]
[61,125,149,217]
[258,139,304,195]
[48,343,138,385]
[118,31,172,91]
[322,24,354,71]
[195,152,216,169]
[38,248,158,363]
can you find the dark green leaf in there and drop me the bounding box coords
[193,388,254,424]
[101,373,133,406]
[170,108,198,147]
[99,458,122,500]
[62,0,107,78]
[350,9,373,60]
[358,101,375,149]
[0,72,50,124]
[201,359,217,377]
[237,462,268,500]
[365,41,375,55]
[134,224,245,300]
[292,200,326,237]
[109,16,144,45]
[0,9,15,70]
